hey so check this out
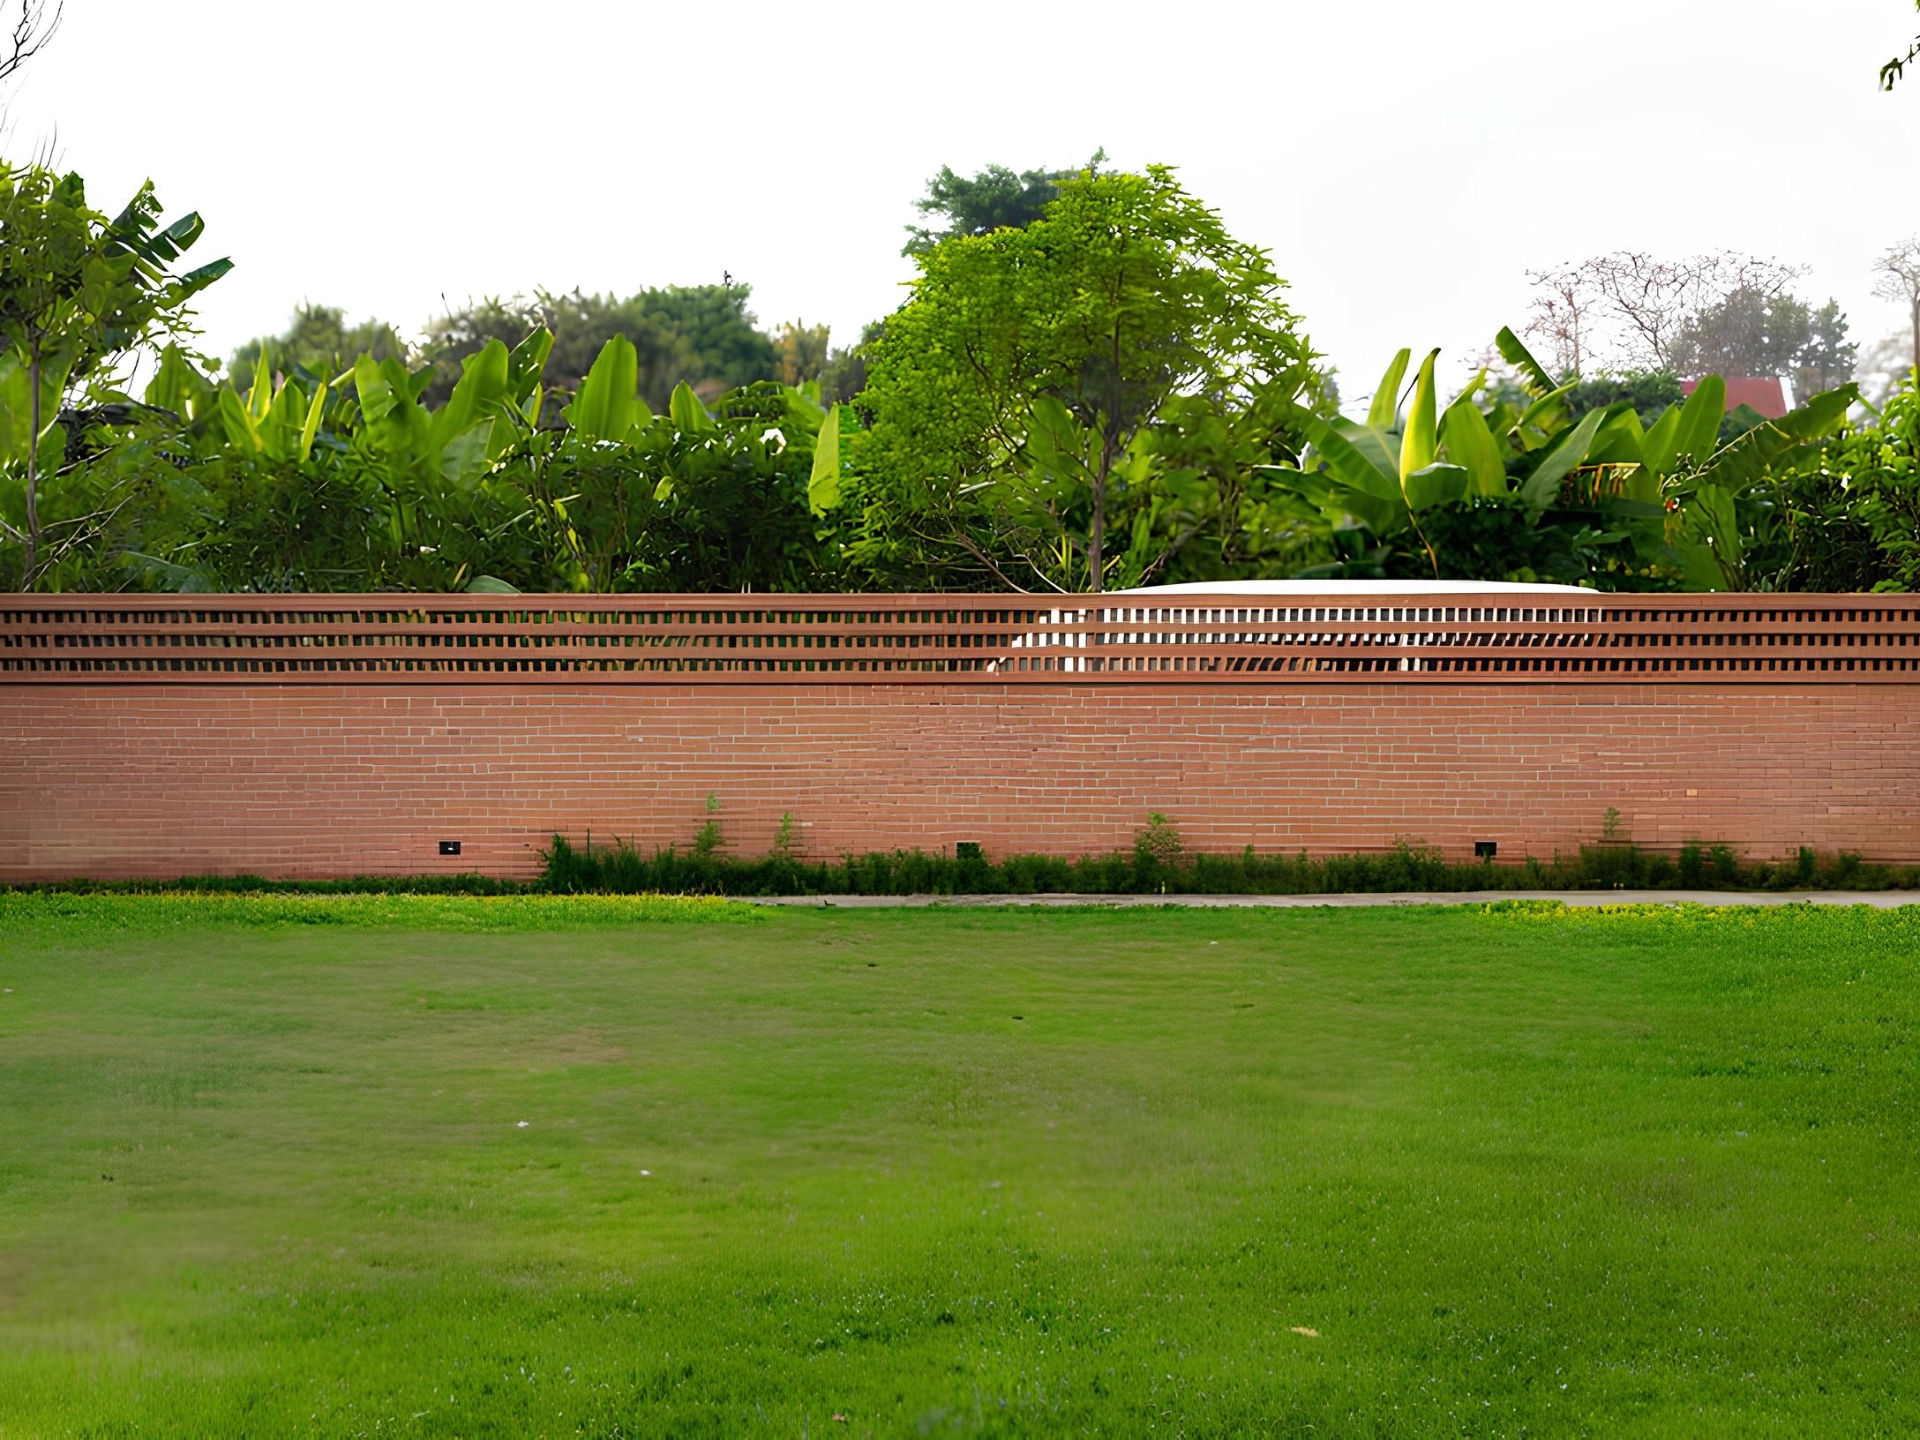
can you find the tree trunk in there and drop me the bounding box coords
[22,350,39,591]
[1088,454,1106,594]
[1910,296,1918,382]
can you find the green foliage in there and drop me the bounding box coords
[1268,329,1863,590]
[225,304,407,394]
[628,283,780,397]
[1806,382,1920,591]
[816,319,881,406]
[541,829,1915,896]
[1564,370,1685,425]
[6,153,1909,598]
[1669,286,1812,380]
[1796,299,1858,397]
[420,283,776,412]
[863,165,1324,592]
[771,318,831,387]
[20,313,844,594]
[1884,5,1920,88]
[0,162,229,588]
[901,155,1100,255]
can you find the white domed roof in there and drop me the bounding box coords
[1110,579,1591,596]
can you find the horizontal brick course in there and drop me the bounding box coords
[1,679,1914,881]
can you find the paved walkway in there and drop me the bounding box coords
[747,890,1920,910]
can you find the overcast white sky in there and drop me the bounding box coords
[8,0,1920,397]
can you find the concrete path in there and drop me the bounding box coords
[746,890,1920,910]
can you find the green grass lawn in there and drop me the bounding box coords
[1,895,1916,1437]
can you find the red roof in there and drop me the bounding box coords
[1679,377,1788,419]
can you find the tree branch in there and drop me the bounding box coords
[0,0,60,86]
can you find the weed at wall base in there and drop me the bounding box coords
[538,833,1919,898]
[10,835,1908,899]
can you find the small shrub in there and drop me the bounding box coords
[1678,841,1704,886]
[693,793,725,861]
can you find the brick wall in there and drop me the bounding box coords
[2,679,1914,881]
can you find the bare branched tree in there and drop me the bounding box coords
[0,0,60,87]
[1523,251,1807,375]
[1872,236,1920,380]
[1521,265,1587,378]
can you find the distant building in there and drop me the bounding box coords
[1678,377,1788,419]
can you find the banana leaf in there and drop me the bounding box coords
[1495,326,1558,395]
[1670,377,1724,468]
[1366,348,1412,430]
[355,354,432,462]
[1516,406,1607,511]
[668,381,711,433]
[1439,397,1506,497]
[809,405,841,517]
[1399,349,1440,482]
[567,337,640,444]
[1403,461,1471,511]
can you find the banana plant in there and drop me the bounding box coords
[1664,381,1858,590]
[1262,347,1484,575]
[353,328,551,485]
[217,354,329,464]
[1263,326,1835,587]
[565,335,652,444]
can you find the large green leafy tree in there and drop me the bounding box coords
[1796,300,1858,397]
[1663,287,1857,385]
[631,284,778,397]
[861,164,1321,593]
[0,162,229,589]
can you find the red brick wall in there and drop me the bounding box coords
[1,680,1914,881]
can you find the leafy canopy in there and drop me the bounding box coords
[0,162,229,587]
[901,153,1102,256]
[864,163,1320,591]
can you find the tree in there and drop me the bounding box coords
[864,165,1319,592]
[1525,252,1807,374]
[0,163,229,588]
[1873,237,1920,379]
[1795,300,1858,399]
[771,319,830,387]
[818,320,882,406]
[1521,267,1589,377]
[901,154,1103,256]
[419,284,777,412]
[421,291,683,412]
[1668,287,1811,379]
[226,303,409,393]
[629,283,778,398]
[1563,371,1686,425]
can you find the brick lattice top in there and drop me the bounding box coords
[1,593,1917,685]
